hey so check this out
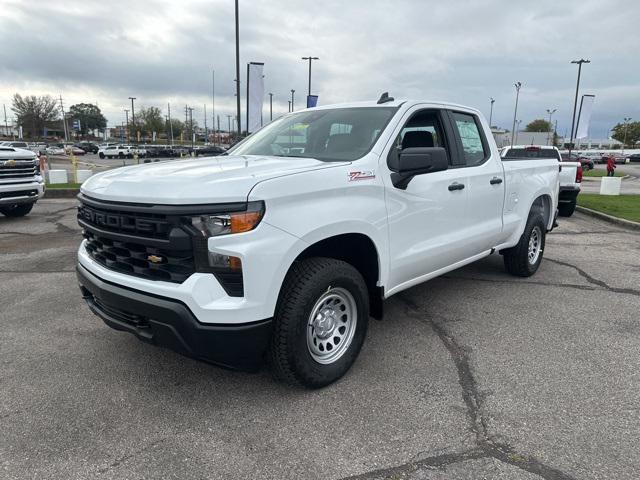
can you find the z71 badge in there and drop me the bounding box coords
[348,170,376,182]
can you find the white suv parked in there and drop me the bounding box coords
[98,145,133,159]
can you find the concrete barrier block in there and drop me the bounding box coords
[48,170,68,184]
[600,177,622,195]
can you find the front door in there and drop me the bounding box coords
[382,107,471,295]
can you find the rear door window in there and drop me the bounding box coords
[450,112,488,166]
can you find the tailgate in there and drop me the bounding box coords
[559,162,579,187]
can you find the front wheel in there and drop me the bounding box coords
[99,152,105,159]
[0,203,34,217]
[269,257,369,388]
[503,213,546,277]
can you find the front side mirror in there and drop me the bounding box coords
[388,147,448,189]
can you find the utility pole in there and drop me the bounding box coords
[212,69,216,145]
[226,114,232,138]
[217,115,220,144]
[568,59,590,158]
[301,56,319,98]
[204,104,208,143]
[188,107,194,149]
[546,108,557,146]
[622,117,632,155]
[59,95,68,141]
[234,0,241,137]
[3,104,8,137]
[510,82,522,147]
[128,97,136,144]
[124,109,129,143]
[489,97,495,127]
[167,103,174,145]
[269,93,273,121]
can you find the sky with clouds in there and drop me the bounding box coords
[1,0,638,138]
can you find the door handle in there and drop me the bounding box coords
[448,182,465,191]
[490,177,503,185]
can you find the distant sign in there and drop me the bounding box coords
[307,95,319,108]
[72,119,81,131]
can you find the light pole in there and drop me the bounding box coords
[269,93,273,121]
[568,59,590,158]
[515,120,522,145]
[227,114,232,138]
[510,82,522,147]
[546,108,557,146]
[290,89,295,112]
[489,97,495,128]
[234,0,241,137]
[622,117,632,155]
[212,69,216,145]
[124,109,129,144]
[288,100,291,113]
[128,97,136,143]
[301,56,319,98]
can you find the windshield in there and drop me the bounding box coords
[227,107,398,161]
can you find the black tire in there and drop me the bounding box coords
[0,203,34,218]
[99,152,105,159]
[503,213,546,277]
[558,201,576,217]
[269,257,369,388]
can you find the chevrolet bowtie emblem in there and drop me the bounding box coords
[147,255,163,263]
[5,159,16,166]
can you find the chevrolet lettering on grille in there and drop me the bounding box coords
[78,205,167,236]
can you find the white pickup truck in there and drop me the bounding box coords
[0,146,45,217]
[77,96,559,387]
[501,145,581,217]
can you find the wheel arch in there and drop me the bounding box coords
[281,232,384,320]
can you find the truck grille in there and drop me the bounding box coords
[83,230,195,283]
[0,160,38,179]
[78,199,196,284]
[77,195,247,295]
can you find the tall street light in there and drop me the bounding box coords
[128,97,136,144]
[290,89,295,112]
[269,93,273,121]
[234,0,241,137]
[546,108,557,146]
[212,69,216,145]
[515,120,522,145]
[489,97,495,128]
[301,56,319,98]
[622,117,632,155]
[124,109,129,144]
[510,82,522,147]
[568,59,590,157]
[288,100,291,113]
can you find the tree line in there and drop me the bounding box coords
[8,94,195,140]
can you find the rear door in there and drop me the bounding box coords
[447,110,505,253]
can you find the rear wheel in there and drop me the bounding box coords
[99,152,105,159]
[0,203,34,218]
[558,201,576,217]
[503,213,546,277]
[269,257,369,388]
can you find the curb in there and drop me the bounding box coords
[576,205,640,231]
[44,189,80,199]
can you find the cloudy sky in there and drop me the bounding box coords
[1,0,638,138]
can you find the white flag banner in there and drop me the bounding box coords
[575,94,595,139]
[247,62,264,134]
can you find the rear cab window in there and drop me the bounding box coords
[503,147,560,161]
[449,111,489,167]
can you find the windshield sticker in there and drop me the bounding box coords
[348,170,376,182]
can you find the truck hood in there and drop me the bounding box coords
[81,155,344,204]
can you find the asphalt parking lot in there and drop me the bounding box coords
[1,200,639,480]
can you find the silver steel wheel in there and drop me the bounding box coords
[307,287,357,365]
[528,226,542,265]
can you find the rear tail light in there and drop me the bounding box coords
[576,165,583,183]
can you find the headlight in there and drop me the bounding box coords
[190,201,264,237]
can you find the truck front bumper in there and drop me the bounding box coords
[0,180,45,205]
[77,264,272,371]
